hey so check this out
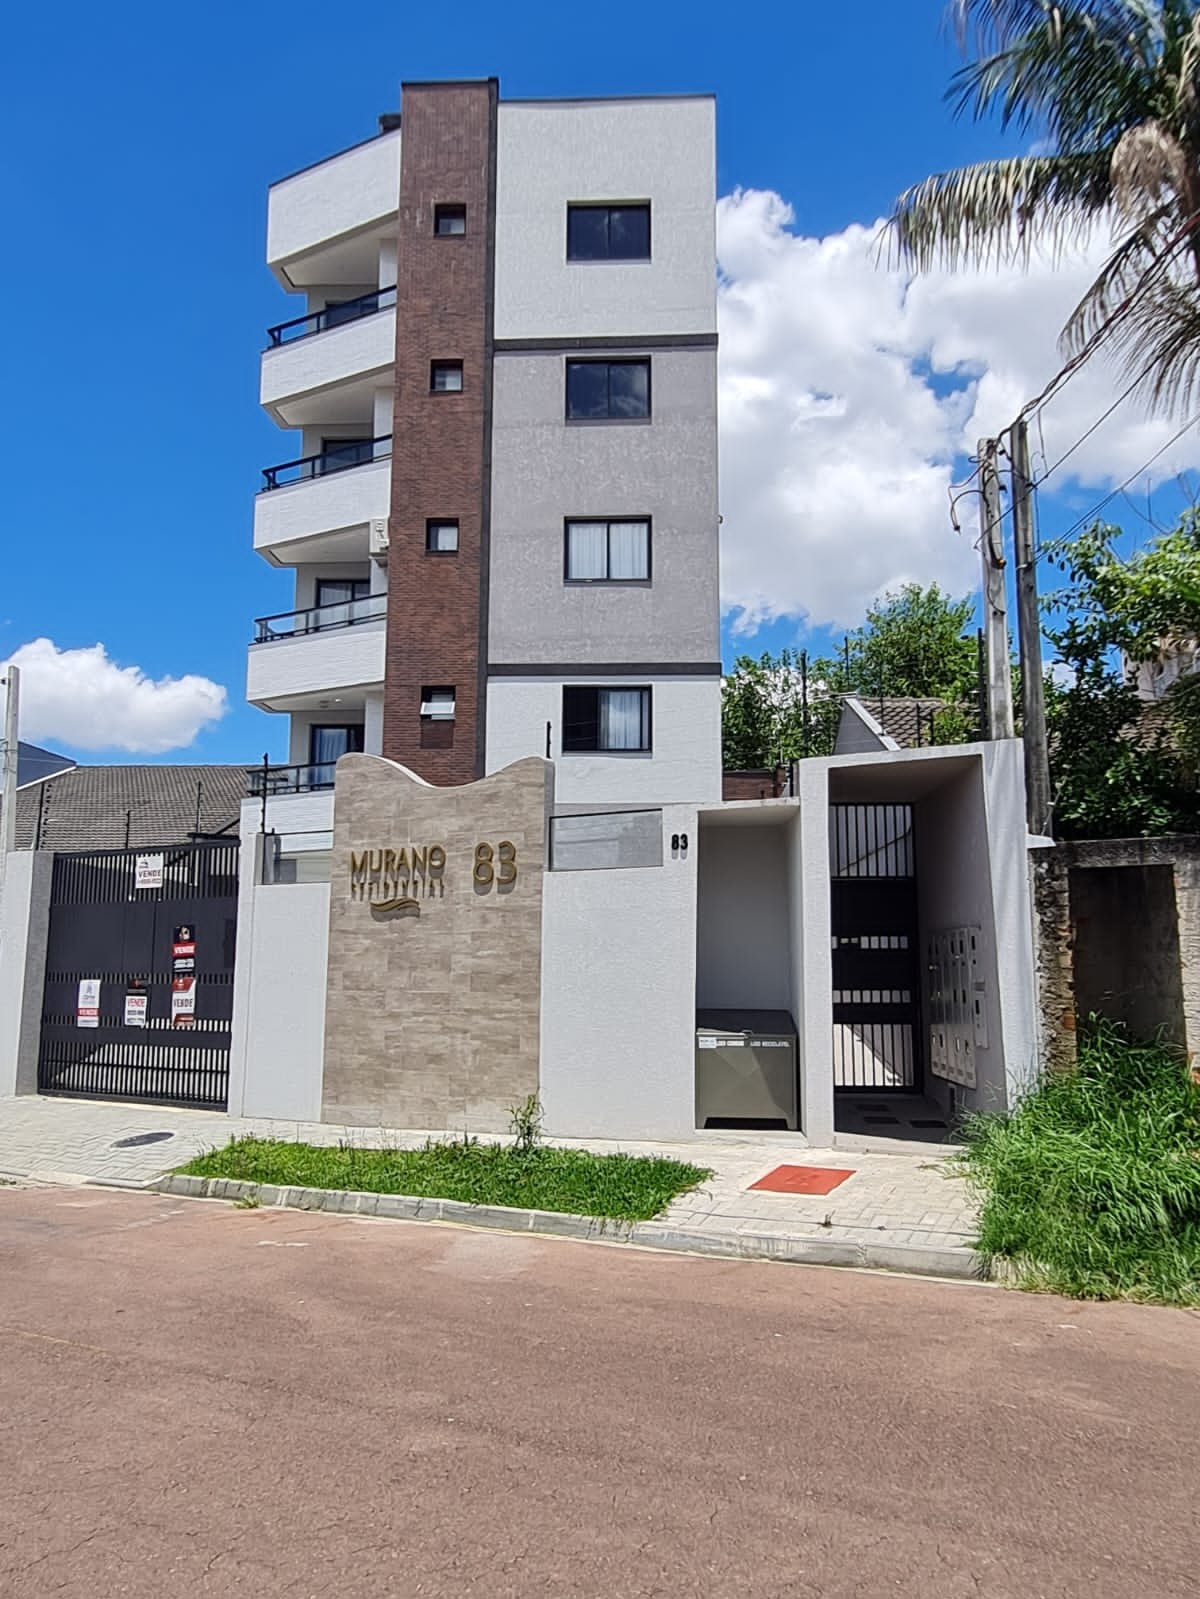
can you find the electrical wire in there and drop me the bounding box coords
[1034,408,1200,561]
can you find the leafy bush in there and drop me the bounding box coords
[959,1023,1200,1304]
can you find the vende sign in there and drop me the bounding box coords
[76,978,101,1029]
[135,854,164,891]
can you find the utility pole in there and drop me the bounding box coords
[0,666,19,882]
[978,438,1015,740]
[1009,417,1052,835]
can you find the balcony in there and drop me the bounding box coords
[252,591,386,643]
[248,762,342,797]
[267,285,395,348]
[260,303,395,427]
[254,443,391,567]
[246,597,386,712]
[267,127,401,291]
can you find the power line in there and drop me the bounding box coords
[1035,408,1200,561]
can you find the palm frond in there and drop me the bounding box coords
[887,152,1112,271]
[950,0,1161,60]
[949,4,1157,147]
[1058,213,1169,352]
[1096,274,1200,412]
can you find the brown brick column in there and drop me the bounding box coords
[383,79,497,784]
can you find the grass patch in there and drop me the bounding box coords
[180,1136,711,1224]
[958,1023,1200,1305]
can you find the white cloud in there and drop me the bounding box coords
[2,639,227,754]
[717,189,1200,632]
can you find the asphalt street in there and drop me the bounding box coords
[1,1187,1196,1597]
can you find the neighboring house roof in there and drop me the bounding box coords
[10,765,246,852]
[16,741,76,788]
[834,696,954,755]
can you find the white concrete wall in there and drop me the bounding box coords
[486,675,721,805]
[235,883,330,1121]
[253,455,390,561]
[695,823,793,1012]
[267,129,401,270]
[539,805,699,1140]
[982,740,1039,1102]
[259,309,395,415]
[790,769,835,1145]
[0,851,52,1096]
[246,619,384,707]
[494,99,716,340]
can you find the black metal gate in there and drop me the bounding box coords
[830,804,921,1091]
[38,843,238,1109]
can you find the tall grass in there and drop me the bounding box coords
[959,1023,1200,1304]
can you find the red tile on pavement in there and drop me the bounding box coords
[748,1164,856,1195]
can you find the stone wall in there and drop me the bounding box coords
[322,754,551,1131]
[1032,835,1200,1066]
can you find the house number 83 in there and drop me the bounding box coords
[474,841,517,888]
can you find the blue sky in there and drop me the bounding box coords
[2,1,1193,763]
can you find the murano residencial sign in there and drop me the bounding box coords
[349,842,518,911]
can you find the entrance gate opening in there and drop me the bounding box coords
[830,803,920,1093]
[37,842,238,1109]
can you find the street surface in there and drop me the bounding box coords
[0,1187,1195,1598]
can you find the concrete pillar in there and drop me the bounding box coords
[791,767,834,1145]
[364,692,384,756]
[0,851,53,1096]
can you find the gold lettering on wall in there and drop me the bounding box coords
[348,841,516,906]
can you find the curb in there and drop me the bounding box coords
[153,1173,988,1283]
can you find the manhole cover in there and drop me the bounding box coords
[111,1132,176,1149]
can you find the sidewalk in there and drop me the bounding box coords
[0,1095,981,1278]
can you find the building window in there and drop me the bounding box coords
[562,686,651,753]
[565,519,650,582]
[319,437,375,473]
[565,359,650,421]
[420,687,456,720]
[315,578,370,607]
[308,724,364,787]
[430,360,464,393]
[426,519,459,554]
[434,204,466,236]
[567,203,651,262]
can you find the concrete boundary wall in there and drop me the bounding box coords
[0,851,52,1096]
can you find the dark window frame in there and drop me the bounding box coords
[566,201,652,262]
[563,518,652,584]
[562,685,653,755]
[565,357,651,423]
[315,577,371,606]
[307,723,365,776]
[434,203,467,236]
[425,518,460,555]
[430,360,464,393]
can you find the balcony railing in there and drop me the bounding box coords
[266,284,397,347]
[261,436,391,492]
[247,762,340,798]
[251,591,387,645]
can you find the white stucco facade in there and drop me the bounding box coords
[485,676,721,805]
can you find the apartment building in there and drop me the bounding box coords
[247,80,721,812]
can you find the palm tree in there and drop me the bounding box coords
[889,1,1200,409]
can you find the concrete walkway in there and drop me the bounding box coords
[0,1094,979,1275]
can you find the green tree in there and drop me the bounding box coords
[721,649,839,768]
[721,584,980,768]
[820,583,979,705]
[1044,510,1200,834]
[889,1,1200,408]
